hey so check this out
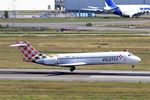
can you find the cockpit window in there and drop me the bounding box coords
[128,52,132,56]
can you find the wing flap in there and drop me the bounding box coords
[59,62,86,67]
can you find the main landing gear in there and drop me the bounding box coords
[70,66,76,72]
[132,65,135,68]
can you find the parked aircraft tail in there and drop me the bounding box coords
[10,41,39,62]
[105,0,117,8]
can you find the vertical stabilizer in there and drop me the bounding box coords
[105,0,117,8]
[10,41,39,62]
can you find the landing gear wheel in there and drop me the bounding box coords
[70,66,76,72]
[132,65,135,68]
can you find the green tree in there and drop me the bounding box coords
[4,11,9,18]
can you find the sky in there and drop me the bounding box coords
[65,0,150,10]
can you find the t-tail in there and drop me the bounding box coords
[10,41,39,62]
[105,0,117,8]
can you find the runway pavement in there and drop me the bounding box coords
[1,69,150,83]
[0,20,150,32]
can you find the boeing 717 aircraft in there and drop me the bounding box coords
[10,41,141,72]
[104,0,150,18]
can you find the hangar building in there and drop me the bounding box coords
[0,0,55,11]
[65,0,150,11]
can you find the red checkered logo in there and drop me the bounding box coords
[16,41,39,62]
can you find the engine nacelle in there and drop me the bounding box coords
[36,57,57,65]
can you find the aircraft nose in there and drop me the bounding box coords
[134,56,141,62]
[137,57,141,62]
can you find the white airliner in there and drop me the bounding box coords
[104,0,150,18]
[10,41,141,72]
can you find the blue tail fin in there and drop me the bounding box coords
[105,0,117,8]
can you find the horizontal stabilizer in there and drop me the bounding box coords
[10,43,28,47]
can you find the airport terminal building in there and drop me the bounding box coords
[0,0,55,11]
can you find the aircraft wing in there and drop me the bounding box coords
[81,6,103,12]
[104,6,119,12]
[81,8,101,11]
[59,62,87,67]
